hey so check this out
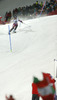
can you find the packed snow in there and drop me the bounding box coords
[0,15,57,100]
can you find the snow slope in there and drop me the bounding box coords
[0,15,57,100]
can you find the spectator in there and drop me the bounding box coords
[32,77,40,100]
[5,95,15,100]
[4,0,57,22]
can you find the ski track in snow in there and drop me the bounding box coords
[0,15,57,100]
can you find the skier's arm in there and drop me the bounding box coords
[18,20,23,23]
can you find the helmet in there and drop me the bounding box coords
[14,15,17,19]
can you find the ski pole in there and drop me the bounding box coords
[19,20,31,27]
[23,22,31,27]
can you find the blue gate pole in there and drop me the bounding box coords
[8,25,12,52]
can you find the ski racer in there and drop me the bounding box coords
[9,15,23,33]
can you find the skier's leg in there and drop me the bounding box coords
[10,23,15,32]
[13,24,18,33]
[10,27,14,32]
[14,24,18,30]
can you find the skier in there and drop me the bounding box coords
[5,95,15,100]
[9,15,23,33]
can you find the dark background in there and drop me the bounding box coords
[0,0,50,18]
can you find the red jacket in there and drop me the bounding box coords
[42,94,54,100]
[32,83,38,95]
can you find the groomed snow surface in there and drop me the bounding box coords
[0,15,57,100]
